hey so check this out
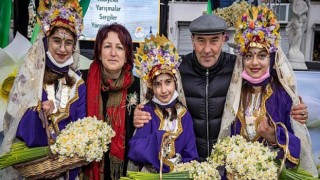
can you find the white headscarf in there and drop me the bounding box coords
[0,33,81,155]
[218,47,318,177]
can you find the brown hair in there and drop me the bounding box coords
[94,23,133,68]
[43,68,75,87]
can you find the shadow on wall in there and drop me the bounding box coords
[295,71,320,168]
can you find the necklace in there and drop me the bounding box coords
[46,79,71,114]
[244,93,261,140]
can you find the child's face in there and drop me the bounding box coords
[243,47,270,79]
[152,73,176,104]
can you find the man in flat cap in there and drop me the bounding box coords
[178,14,236,161]
[133,13,309,162]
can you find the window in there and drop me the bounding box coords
[313,31,320,61]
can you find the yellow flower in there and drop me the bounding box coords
[239,37,245,45]
[51,9,60,19]
[69,16,75,23]
[246,33,253,40]
[258,31,265,39]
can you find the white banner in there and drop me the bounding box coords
[82,0,160,42]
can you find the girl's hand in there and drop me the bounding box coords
[42,100,55,116]
[257,116,276,144]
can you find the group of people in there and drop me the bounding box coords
[0,0,318,179]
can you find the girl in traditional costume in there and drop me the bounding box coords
[0,0,86,179]
[128,35,198,173]
[218,6,318,177]
[85,23,140,180]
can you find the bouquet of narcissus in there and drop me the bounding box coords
[174,160,221,180]
[50,116,115,162]
[208,135,278,180]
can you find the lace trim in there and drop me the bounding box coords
[45,80,71,114]
[238,83,273,142]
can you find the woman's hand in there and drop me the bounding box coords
[42,100,55,116]
[133,104,151,128]
[257,116,276,144]
[291,96,308,124]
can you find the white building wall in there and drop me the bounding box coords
[168,2,206,48]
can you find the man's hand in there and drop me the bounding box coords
[257,116,276,144]
[291,96,308,124]
[133,104,151,128]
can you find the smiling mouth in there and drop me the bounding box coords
[57,54,66,58]
[250,68,260,72]
[161,95,169,99]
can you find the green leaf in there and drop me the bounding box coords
[0,0,12,48]
[306,120,320,128]
[249,9,253,20]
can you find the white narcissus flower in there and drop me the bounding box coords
[51,116,115,162]
[174,160,220,179]
[209,135,278,179]
[0,33,31,132]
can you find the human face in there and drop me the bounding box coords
[100,31,126,78]
[191,33,225,68]
[48,27,75,64]
[243,47,270,79]
[152,73,176,104]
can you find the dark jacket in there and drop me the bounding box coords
[179,51,236,161]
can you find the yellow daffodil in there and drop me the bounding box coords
[246,33,253,40]
[50,9,60,19]
[258,31,265,39]
[69,16,75,23]
[0,33,31,132]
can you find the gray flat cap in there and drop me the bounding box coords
[189,14,227,35]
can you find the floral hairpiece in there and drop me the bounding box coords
[234,6,280,55]
[37,0,83,38]
[134,35,181,88]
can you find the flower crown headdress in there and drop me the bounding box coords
[37,0,83,38]
[234,6,280,55]
[134,35,181,88]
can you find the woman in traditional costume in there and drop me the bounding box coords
[0,0,86,179]
[128,35,198,173]
[218,6,318,176]
[85,23,140,180]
